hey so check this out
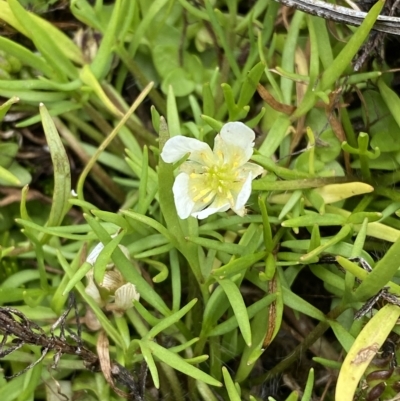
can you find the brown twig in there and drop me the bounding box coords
[0,296,145,401]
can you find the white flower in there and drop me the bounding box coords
[161,122,264,219]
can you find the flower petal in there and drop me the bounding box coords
[192,200,230,219]
[85,270,104,306]
[166,123,263,220]
[216,122,256,165]
[100,270,125,292]
[179,160,206,175]
[232,172,253,215]
[161,135,213,164]
[172,173,196,219]
[114,283,140,310]
[237,162,264,180]
[86,241,105,266]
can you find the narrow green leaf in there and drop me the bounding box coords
[62,261,92,295]
[17,102,83,128]
[201,115,223,131]
[329,321,355,353]
[311,16,333,70]
[203,286,230,333]
[146,299,197,339]
[128,0,170,57]
[167,85,181,136]
[0,164,20,185]
[319,0,384,91]
[0,96,18,121]
[346,212,381,224]
[93,231,125,284]
[258,115,291,157]
[378,78,400,131]
[212,252,266,278]
[221,84,237,119]
[282,287,326,321]
[184,355,209,364]
[334,256,400,295]
[90,210,130,230]
[351,218,368,258]
[140,341,160,388]
[282,213,347,228]
[207,294,276,337]
[237,62,265,109]
[309,265,344,292]
[15,218,97,240]
[187,236,245,255]
[90,0,121,79]
[137,146,149,215]
[51,245,86,314]
[151,105,161,133]
[133,301,162,327]
[354,235,400,300]
[301,225,352,262]
[204,0,241,79]
[146,341,222,387]
[313,357,342,370]
[202,83,215,117]
[0,90,67,103]
[196,381,219,401]
[235,304,269,382]
[280,11,304,104]
[0,2,82,64]
[143,258,169,282]
[301,368,314,401]
[128,234,169,255]
[168,338,199,354]
[218,278,252,346]
[306,17,319,85]
[170,248,182,312]
[40,104,71,232]
[246,107,266,128]
[8,0,79,80]
[121,210,176,244]
[178,0,209,20]
[70,0,103,30]
[79,65,122,117]
[0,36,52,77]
[222,367,241,401]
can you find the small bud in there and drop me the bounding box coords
[85,270,103,306]
[106,283,140,315]
[100,270,125,292]
[84,308,102,331]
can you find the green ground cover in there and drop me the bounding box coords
[1,0,400,400]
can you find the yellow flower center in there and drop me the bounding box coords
[189,157,241,206]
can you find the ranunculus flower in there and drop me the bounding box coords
[161,122,264,219]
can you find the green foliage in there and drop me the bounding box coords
[1,0,400,400]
